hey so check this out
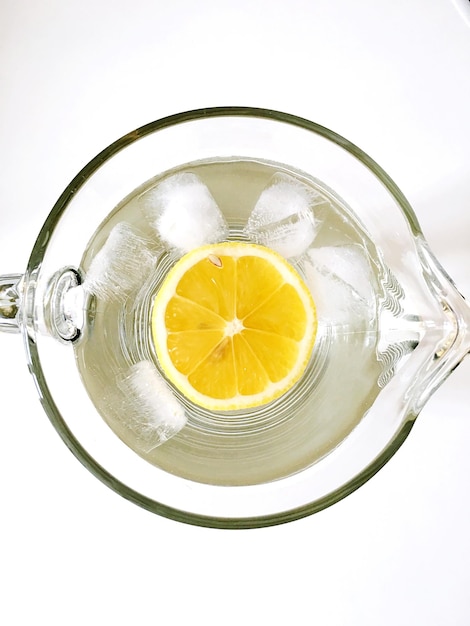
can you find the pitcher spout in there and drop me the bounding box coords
[412,243,470,413]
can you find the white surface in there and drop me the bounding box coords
[1,1,469,624]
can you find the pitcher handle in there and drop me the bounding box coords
[0,274,23,333]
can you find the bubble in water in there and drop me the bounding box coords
[303,244,375,326]
[143,172,229,253]
[244,172,323,258]
[84,222,156,302]
[116,360,187,453]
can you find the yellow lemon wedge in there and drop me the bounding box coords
[151,242,317,411]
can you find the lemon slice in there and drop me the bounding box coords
[151,242,317,410]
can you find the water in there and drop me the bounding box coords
[74,158,386,486]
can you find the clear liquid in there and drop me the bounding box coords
[75,158,385,486]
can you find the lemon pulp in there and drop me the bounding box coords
[151,242,317,410]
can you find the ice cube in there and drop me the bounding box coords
[307,245,374,301]
[244,172,323,258]
[117,360,187,452]
[84,223,156,301]
[144,172,228,253]
[303,244,375,326]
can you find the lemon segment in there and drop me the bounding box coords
[244,283,307,340]
[187,336,237,400]
[165,296,226,332]
[175,254,236,319]
[239,329,300,383]
[235,255,284,318]
[152,242,317,411]
[232,333,271,396]
[167,330,226,376]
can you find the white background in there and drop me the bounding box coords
[1,1,470,624]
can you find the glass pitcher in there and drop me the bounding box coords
[1,107,469,528]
